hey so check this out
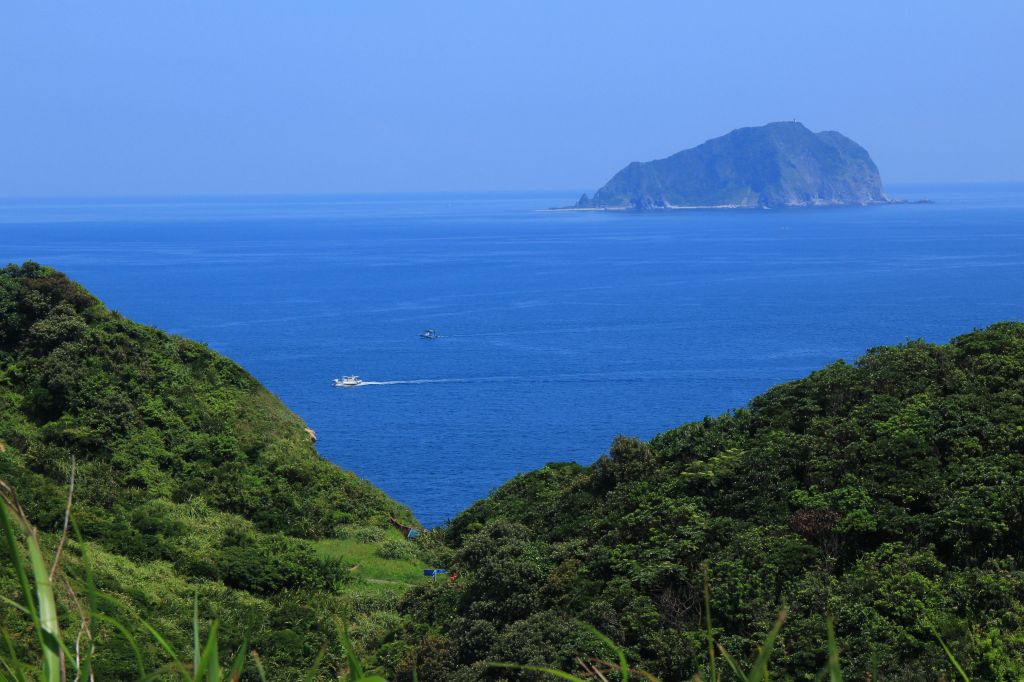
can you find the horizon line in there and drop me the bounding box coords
[2,181,1023,203]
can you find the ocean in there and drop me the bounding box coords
[3,184,1023,526]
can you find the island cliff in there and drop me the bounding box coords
[575,121,892,209]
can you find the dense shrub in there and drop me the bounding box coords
[376,538,417,561]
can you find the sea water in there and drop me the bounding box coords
[2,185,1024,526]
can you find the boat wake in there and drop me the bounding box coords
[355,378,464,386]
[338,371,662,387]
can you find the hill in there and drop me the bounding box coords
[0,262,424,679]
[575,121,892,209]
[394,323,1024,680]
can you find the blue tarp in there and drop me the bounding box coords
[423,568,447,577]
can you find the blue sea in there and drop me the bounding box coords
[3,185,1024,526]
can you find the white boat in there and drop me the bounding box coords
[333,376,363,387]
[419,329,439,340]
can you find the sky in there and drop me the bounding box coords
[1,1,1022,197]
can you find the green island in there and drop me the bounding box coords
[3,262,1023,680]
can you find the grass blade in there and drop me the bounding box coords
[0,497,61,682]
[251,651,268,682]
[193,594,201,681]
[139,660,195,682]
[715,644,747,681]
[336,620,364,680]
[48,457,75,581]
[299,646,327,682]
[0,504,43,649]
[94,613,146,679]
[140,618,183,668]
[825,616,842,682]
[0,597,30,617]
[933,630,970,682]
[487,662,589,681]
[1,628,28,682]
[226,640,248,682]
[582,624,629,682]
[194,620,220,682]
[23,531,62,682]
[746,608,787,682]
[704,565,717,682]
[71,517,96,682]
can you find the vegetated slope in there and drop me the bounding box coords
[397,323,1024,681]
[575,121,891,209]
[0,262,421,679]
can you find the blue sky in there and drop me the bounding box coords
[1,1,1021,196]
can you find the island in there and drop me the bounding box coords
[573,121,894,210]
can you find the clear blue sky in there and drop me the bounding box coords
[2,1,1021,197]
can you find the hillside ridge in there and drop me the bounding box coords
[394,322,1024,680]
[0,262,423,679]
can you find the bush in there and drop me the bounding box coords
[347,524,388,543]
[376,538,416,561]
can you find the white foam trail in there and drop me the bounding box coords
[340,376,516,387]
[357,379,461,385]
[339,372,660,387]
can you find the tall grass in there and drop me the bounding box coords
[0,479,976,681]
[0,479,385,681]
[1,480,67,682]
[489,564,972,682]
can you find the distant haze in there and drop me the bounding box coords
[1,1,1022,197]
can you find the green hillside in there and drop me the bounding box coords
[396,323,1024,680]
[0,262,423,679]
[5,261,1024,681]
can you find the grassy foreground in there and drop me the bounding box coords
[2,480,973,681]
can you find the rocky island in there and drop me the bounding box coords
[574,121,894,210]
